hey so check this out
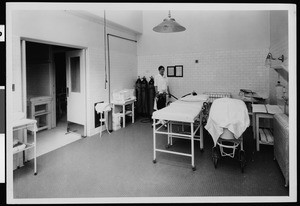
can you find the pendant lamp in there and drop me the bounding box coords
[153,10,186,33]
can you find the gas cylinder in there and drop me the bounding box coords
[135,76,142,115]
[141,76,148,116]
[148,76,155,117]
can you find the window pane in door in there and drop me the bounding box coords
[70,57,80,92]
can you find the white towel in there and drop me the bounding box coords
[204,98,250,146]
[13,143,26,153]
[153,97,158,111]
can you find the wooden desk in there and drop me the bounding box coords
[112,98,136,128]
[13,118,37,175]
[252,104,283,151]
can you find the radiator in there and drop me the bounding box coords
[203,92,231,103]
[202,92,232,125]
[273,113,289,187]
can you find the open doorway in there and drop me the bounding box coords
[54,52,67,125]
[53,49,85,137]
[24,41,86,158]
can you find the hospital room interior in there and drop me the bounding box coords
[7,3,296,203]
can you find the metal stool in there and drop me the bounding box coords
[95,103,112,137]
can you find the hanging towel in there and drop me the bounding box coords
[153,97,158,111]
[204,98,250,146]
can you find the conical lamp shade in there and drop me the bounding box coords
[153,11,186,33]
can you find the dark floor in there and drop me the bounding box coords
[12,117,289,202]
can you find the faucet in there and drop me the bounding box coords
[282,95,288,104]
[282,93,288,114]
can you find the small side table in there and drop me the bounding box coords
[112,98,136,128]
[252,104,283,151]
[13,118,38,175]
[254,113,274,151]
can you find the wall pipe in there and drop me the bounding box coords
[107,33,111,103]
[104,10,107,89]
[107,33,137,43]
[106,33,137,103]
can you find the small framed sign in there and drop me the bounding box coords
[175,65,183,77]
[167,66,175,77]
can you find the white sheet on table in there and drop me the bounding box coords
[204,98,250,146]
[171,100,204,108]
[152,100,205,123]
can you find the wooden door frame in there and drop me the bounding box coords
[20,38,88,137]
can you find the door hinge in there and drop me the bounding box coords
[66,87,69,97]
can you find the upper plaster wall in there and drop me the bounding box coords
[138,10,270,55]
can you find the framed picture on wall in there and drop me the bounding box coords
[175,65,183,77]
[167,66,175,77]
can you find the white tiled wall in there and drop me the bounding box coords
[138,48,269,100]
[268,10,289,114]
[109,37,138,97]
[269,38,289,114]
[87,37,137,135]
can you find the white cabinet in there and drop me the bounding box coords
[27,96,52,132]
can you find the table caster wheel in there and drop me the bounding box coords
[165,144,171,149]
[192,166,196,171]
[200,149,204,153]
[34,172,37,175]
[153,160,156,164]
[212,147,219,169]
[213,157,218,169]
